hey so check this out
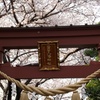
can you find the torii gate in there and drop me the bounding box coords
[0,25,100,79]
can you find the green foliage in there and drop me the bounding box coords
[85,78,100,100]
[95,56,100,61]
[84,48,98,57]
[97,22,100,25]
[84,48,100,99]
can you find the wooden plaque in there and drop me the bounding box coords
[38,41,60,70]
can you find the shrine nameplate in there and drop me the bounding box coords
[38,41,60,70]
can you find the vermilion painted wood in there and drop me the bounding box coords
[0,25,100,48]
[0,61,99,79]
[0,25,100,78]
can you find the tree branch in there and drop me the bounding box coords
[10,0,20,25]
[60,48,83,63]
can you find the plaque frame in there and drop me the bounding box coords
[38,41,60,70]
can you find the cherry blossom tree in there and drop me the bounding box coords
[0,0,100,27]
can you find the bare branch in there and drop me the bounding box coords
[10,50,37,63]
[10,0,20,25]
[35,79,50,87]
[60,48,83,63]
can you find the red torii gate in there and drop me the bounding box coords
[0,25,100,79]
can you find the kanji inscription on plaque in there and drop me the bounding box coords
[38,41,60,70]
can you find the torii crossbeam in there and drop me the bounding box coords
[0,25,100,79]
